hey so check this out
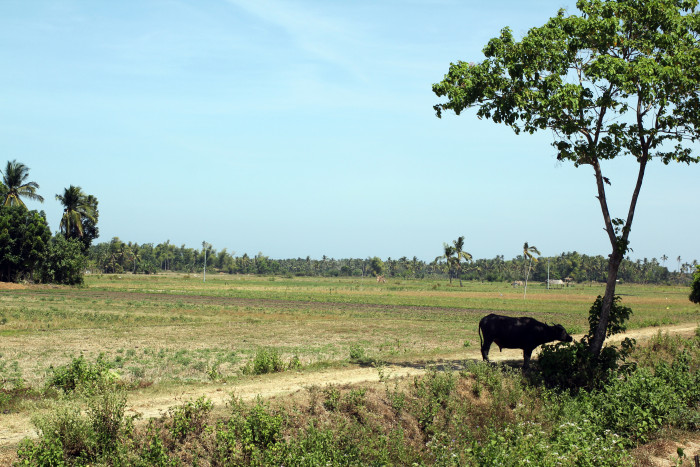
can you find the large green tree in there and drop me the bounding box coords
[56,185,99,251]
[690,265,700,304]
[1,160,44,207]
[433,0,700,356]
[0,206,51,281]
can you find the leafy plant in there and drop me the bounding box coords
[244,347,285,375]
[535,295,635,391]
[322,386,341,412]
[16,382,134,465]
[46,354,113,392]
[411,368,456,434]
[168,396,213,441]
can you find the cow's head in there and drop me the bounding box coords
[553,324,573,343]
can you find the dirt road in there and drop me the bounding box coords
[0,323,696,454]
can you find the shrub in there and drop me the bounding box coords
[349,343,377,365]
[47,354,113,392]
[243,400,283,450]
[244,347,285,375]
[535,295,635,391]
[587,295,632,339]
[287,354,302,370]
[348,344,366,361]
[536,338,635,391]
[411,368,455,434]
[137,425,175,466]
[168,396,213,441]
[16,382,134,465]
[86,382,133,451]
[322,386,341,412]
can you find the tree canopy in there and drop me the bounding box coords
[433,0,700,355]
[1,160,44,207]
[0,206,51,282]
[0,161,99,285]
[691,265,700,303]
[56,185,99,251]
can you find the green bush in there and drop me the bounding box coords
[535,295,635,391]
[243,401,283,450]
[348,344,366,361]
[536,338,635,391]
[244,347,285,375]
[16,382,133,465]
[322,386,341,412]
[168,396,213,441]
[40,234,87,285]
[411,368,456,434]
[47,354,113,392]
[591,352,700,444]
[137,425,176,466]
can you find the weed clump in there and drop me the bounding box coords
[17,381,135,465]
[242,347,301,375]
[46,354,115,393]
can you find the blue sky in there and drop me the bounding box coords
[2,0,698,267]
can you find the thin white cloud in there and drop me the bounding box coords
[225,0,372,81]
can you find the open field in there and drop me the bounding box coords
[1,273,698,389]
[1,274,699,463]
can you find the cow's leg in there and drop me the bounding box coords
[522,348,534,369]
[480,338,493,361]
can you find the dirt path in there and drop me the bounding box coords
[1,323,696,455]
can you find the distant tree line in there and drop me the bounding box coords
[87,238,696,286]
[0,160,99,285]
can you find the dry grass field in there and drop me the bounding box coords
[1,273,697,390]
[1,273,699,464]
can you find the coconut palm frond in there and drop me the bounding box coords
[1,160,43,207]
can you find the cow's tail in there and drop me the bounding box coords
[478,320,483,350]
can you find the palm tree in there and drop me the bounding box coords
[661,254,668,268]
[452,236,473,287]
[437,244,456,284]
[523,242,541,299]
[56,185,97,239]
[1,160,44,207]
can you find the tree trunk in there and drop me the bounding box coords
[588,148,647,357]
[523,258,532,299]
[589,251,623,355]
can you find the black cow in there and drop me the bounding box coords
[478,313,573,368]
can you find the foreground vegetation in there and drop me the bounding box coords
[13,330,700,466]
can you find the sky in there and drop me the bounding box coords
[1,0,698,268]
